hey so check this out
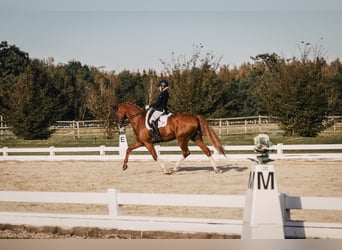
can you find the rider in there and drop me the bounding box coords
[148,80,169,143]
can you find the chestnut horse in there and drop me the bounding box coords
[117,103,226,174]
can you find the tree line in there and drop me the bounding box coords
[0,41,341,139]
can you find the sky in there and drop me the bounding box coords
[1,0,342,73]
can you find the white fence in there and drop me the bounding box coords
[0,189,341,238]
[1,144,342,161]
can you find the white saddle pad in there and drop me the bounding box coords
[145,109,172,130]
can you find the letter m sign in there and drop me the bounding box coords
[257,172,274,190]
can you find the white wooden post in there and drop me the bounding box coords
[76,121,80,139]
[72,120,76,139]
[244,120,247,134]
[276,143,283,156]
[219,118,222,138]
[155,144,160,157]
[2,147,8,159]
[107,189,120,217]
[99,145,105,156]
[242,165,284,239]
[0,115,3,138]
[212,146,219,156]
[226,120,229,134]
[49,146,55,158]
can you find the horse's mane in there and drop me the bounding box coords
[122,102,143,111]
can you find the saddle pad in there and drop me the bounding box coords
[145,109,172,130]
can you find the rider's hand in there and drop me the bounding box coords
[145,105,150,110]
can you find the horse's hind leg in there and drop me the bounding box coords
[194,139,220,173]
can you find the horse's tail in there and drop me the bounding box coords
[196,115,226,156]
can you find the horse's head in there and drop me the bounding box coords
[116,103,144,127]
[116,103,127,127]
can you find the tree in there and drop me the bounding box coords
[161,44,226,117]
[87,68,117,138]
[252,52,333,137]
[61,61,94,120]
[5,59,66,139]
[0,41,30,114]
[115,70,147,107]
[327,59,342,115]
[217,64,260,117]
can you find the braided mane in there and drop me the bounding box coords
[123,102,143,111]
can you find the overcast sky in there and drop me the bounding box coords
[1,0,341,72]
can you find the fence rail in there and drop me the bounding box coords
[0,189,341,238]
[0,144,342,161]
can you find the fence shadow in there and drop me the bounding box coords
[283,196,306,239]
[176,165,248,174]
[285,220,306,239]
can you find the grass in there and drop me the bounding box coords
[0,127,341,148]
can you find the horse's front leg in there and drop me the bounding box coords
[122,141,143,171]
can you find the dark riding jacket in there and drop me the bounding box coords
[151,89,169,113]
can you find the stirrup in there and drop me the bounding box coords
[150,130,161,143]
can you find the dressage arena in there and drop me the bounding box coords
[0,158,341,238]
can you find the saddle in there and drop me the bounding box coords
[145,109,172,130]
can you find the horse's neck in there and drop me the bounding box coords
[126,106,145,126]
[126,105,142,117]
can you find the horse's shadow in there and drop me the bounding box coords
[175,165,248,174]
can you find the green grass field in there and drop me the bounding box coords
[1,126,341,148]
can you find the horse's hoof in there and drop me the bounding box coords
[214,168,222,174]
[163,170,173,175]
[122,165,128,171]
[172,168,180,173]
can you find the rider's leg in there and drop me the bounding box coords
[149,110,163,143]
[151,120,162,143]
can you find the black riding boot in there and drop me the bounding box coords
[150,120,162,143]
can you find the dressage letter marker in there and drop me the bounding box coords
[242,165,284,239]
[119,129,128,158]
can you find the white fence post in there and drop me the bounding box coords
[242,165,285,239]
[276,143,283,155]
[99,145,106,156]
[2,147,8,159]
[49,146,55,158]
[218,118,222,138]
[212,146,219,156]
[107,189,120,217]
[155,144,161,157]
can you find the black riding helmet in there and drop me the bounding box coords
[158,80,168,87]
